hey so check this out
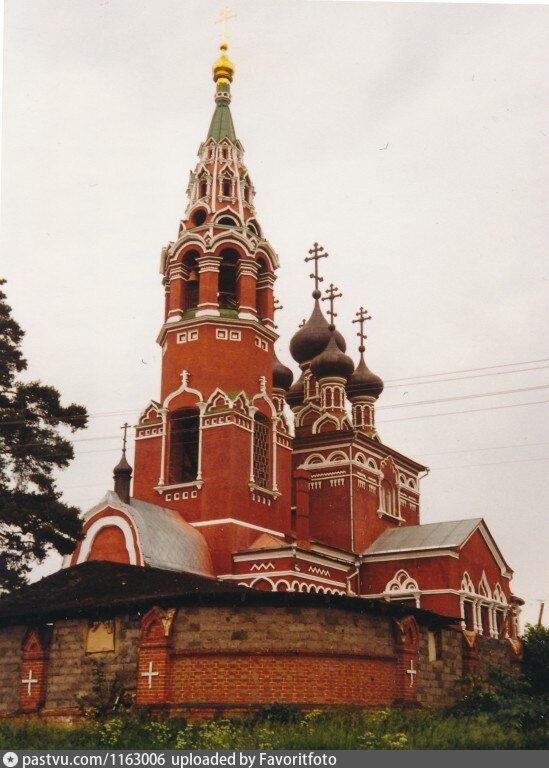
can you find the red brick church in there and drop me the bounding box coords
[0,43,524,718]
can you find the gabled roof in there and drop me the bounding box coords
[363,518,512,577]
[78,490,214,577]
[0,562,244,623]
[364,519,482,555]
[0,562,458,628]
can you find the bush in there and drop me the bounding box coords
[523,623,549,696]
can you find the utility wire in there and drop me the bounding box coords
[418,441,549,458]
[379,399,549,423]
[430,457,549,471]
[385,364,549,389]
[384,357,549,383]
[378,383,549,410]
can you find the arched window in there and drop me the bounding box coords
[218,215,238,226]
[253,413,270,488]
[183,251,199,310]
[168,408,199,484]
[222,179,231,197]
[381,479,394,516]
[192,209,207,227]
[463,600,475,631]
[218,248,239,310]
[199,180,208,198]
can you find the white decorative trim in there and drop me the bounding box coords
[77,515,139,566]
[190,518,284,537]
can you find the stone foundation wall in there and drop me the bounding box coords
[0,603,519,717]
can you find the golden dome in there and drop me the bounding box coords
[213,43,235,84]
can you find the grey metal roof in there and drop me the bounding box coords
[363,518,483,556]
[82,491,214,577]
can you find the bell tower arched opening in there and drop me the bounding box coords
[218,248,239,310]
[168,408,200,484]
[183,251,200,311]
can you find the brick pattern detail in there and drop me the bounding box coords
[19,627,52,712]
[137,606,175,706]
[392,616,419,704]
[171,651,396,706]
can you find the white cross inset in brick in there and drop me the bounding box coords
[22,669,38,696]
[141,660,159,689]
[406,660,417,687]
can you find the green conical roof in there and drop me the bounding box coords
[207,100,236,142]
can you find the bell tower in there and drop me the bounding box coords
[131,43,294,571]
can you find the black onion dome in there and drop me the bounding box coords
[285,371,305,408]
[346,355,384,400]
[113,451,132,477]
[310,333,355,381]
[290,301,346,364]
[272,351,294,391]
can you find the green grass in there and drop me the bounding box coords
[0,707,547,750]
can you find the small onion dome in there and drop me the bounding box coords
[289,300,346,365]
[113,451,132,478]
[213,43,235,84]
[310,332,355,381]
[273,351,294,391]
[346,354,384,400]
[286,371,305,408]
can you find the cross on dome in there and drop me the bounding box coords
[353,306,372,354]
[322,283,343,327]
[215,5,237,43]
[121,422,130,454]
[305,242,328,298]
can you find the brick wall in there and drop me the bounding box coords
[0,602,519,717]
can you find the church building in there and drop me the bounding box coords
[0,43,524,719]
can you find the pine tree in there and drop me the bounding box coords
[0,279,88,591]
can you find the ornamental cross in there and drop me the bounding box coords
[322,283,343,326]
[215,5,237,42]
[304,242,328,295]
[406,660,417,687]
[273,298,283,329]
[121,422,130,453]
[22,669,38,696]
[141,661,159,689]
[352,306,372,353]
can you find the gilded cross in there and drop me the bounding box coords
[304,242,328,296]
[215,5,237,42]
[141,661,159,689]
[352,306,372,353]
[322,283,342,326]
[121,422,130,453]
[22,669,38,696]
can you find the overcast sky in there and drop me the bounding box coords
[1,0,548,626]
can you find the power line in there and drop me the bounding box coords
[378,384,549,410]
[418,441,549,458]
[430,457,549,471]
[384,357,549,383]
[385,364,549,389]
[379,399,549,423]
